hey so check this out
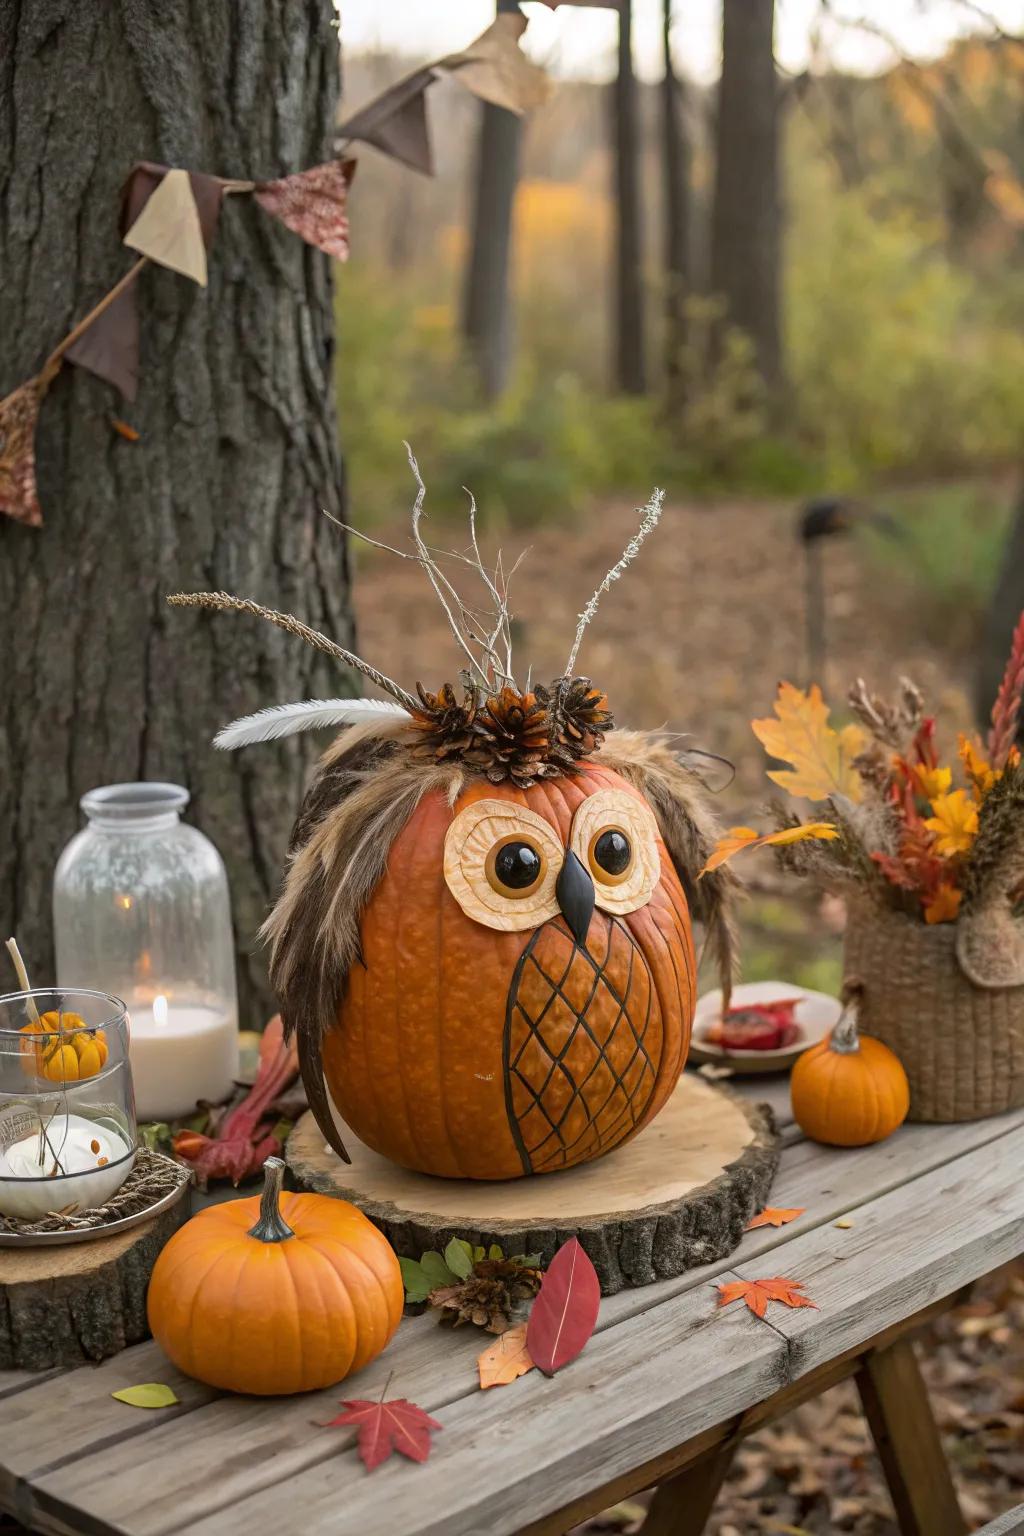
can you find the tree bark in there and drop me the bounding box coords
[662,0,692,408]
[0,1,352,1025]
[613,0,647,395]
[710,0,782,388]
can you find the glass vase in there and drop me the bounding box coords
[0,989,136,1220]
[53,783,239,1123]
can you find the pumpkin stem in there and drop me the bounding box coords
[830,997,862,1055]
[248,1156,295,1243]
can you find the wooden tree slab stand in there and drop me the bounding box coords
[0,1202,187,1371]
[287,1072,780,1293]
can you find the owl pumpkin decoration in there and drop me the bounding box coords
[170,468,738,1181]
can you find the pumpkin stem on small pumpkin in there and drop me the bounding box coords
[248,1156,295,1244]
[831,986,863,1055]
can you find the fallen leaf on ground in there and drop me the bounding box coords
[746,1207,806,1230]
[752,682,864,803]
[478,1321,535,1388]
[718,1277,819,1320]
[526,1236,600,1375]
[835,1218,854,1229]
[111,1383,180,1409]
[326,1395,441,1471]
[701,823,837,875]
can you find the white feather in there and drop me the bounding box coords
[214,698,408,751]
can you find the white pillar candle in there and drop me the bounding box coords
[0,1113,135,1220]
[129,994,239,1122]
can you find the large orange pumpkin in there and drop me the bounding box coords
[147,1158,403,1394]
[320,760,697,1180]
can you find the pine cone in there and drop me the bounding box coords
[429,1260,543,1334]
[538,676,614,765]
[408,681,479,761]
[463,686,552,788]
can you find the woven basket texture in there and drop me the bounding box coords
[844,901,1024,1122]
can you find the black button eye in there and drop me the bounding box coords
[592,829,631,878]
[492,840,543,892]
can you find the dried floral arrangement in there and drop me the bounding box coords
[170,451,739,1182]
[706,611,1024,939]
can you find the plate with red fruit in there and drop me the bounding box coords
[691,981,841,1074]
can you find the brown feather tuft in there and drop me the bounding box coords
[599,730,741,1004]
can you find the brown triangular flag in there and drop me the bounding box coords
[123,168,208,286]
[64,279,141,401]
[338,65,436,176]
[0,361,61,528]
[254,159,355,261]
[121,163,224,250]
[441,14,550,115]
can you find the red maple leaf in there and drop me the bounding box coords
[326,1396,441,1472]
[717,1276,818,1320]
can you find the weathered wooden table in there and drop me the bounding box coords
[1,1073,1022,1536]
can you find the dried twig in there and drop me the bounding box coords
[565,488,665,677]
[167,592,417,710]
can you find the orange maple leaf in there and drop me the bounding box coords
[751,683,864,803]
[717,1277,818,1320]
[745,1207,805,1231]
[478,1322,535,1389]
[700,824,837,876]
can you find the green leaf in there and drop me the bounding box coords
[444,1237,475,1279]
[111,1383,180,1410]
[399,1257,433,1303]
[487,1243,505,1262]
[420,1250,458,1289]
[473,1245,486,1264]
[511,1253,542,1270]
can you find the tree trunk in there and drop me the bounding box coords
[613,0,646,395]
[662,0,691,408]
[0,1,351,1025]
[462,99,522,401]
[710,0,782,388]
[976,487,1024,737]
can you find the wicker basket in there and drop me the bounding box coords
[843,901,1024,1122]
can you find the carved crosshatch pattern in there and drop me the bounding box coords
[504,915,660,1174]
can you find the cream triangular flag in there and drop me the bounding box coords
[123,168,208,287]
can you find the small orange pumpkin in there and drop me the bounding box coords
[147,1157,403,1395]
[20,1011,108,1083]
[790,991,909,1147]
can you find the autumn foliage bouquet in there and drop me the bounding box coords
[706,612,1024,1123]
[707,612,1024,930]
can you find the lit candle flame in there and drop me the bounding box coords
[153,994,168,1028]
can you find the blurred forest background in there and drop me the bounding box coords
[338,0,1024,1005]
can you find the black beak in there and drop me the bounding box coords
[556,849,595,948]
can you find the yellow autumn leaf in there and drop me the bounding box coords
[111,1383,180,1409]
[958,733,997,800]
[912,763,952,800]
[751,683,864,803]
[923,882,963,925]
[924,790,979,857]
[478,1322,535,1389]
[700,822,838,875]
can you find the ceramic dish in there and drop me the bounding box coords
[690,980,842,1075]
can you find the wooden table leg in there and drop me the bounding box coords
[855,1337,966,1536]
[639,1444,738,1536]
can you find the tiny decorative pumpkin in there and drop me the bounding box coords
[147,1158,403,1395]
[171,481,739,1181]
[20,1010,108,1082]
[790,988,909,1147]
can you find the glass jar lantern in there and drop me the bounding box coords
[54,784,239,1123]
[0,989,136,1220]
